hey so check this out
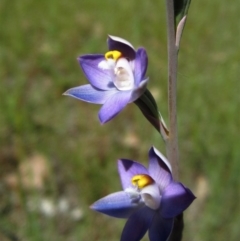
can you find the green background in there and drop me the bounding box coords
[0,0,239,240]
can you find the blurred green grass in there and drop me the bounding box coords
[0,0,239,240]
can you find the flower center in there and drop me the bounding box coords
[113,58,134,91]
[132,174,154,189]
[131,174,160,210]
[99,50,135,91]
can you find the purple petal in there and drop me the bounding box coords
[134,48,148,85]
[118,159,149,190]
[107,35,136,60]
[90,191,142,218]
[98,91,132,123]
[121,206,155,241]
[64,85,117,104]
[148,147,173,191]
[148,215,173,241]
[160,182,196,218]
[130,78,148,102]
[78,54,115,90]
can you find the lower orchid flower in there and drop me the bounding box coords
[64,35,148,124]
[91,147,195,241]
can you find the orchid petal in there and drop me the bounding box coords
[134,48,148,85]
[148,147,173,190]
[160,182,196,218]
[64,85,117,104]
[108,35,136,60]
[90,191,142,218]
[98,91,132,123]
[121,206,155,241]
[148,215,173,241]
[78,55,115,90]
[118,159,149,190]
[130,78,148,102]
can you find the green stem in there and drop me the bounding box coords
[165,0,179,180]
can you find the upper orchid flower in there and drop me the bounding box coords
[64,35,148,123]
[91,147,195,241]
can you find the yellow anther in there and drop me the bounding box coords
[105,50,122,60]
[132,174,154,189]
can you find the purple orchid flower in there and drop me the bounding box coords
[64,35,148,123]
[91,147,195,241]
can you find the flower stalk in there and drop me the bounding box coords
[165,0,179,181]
[165,0,191,240]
